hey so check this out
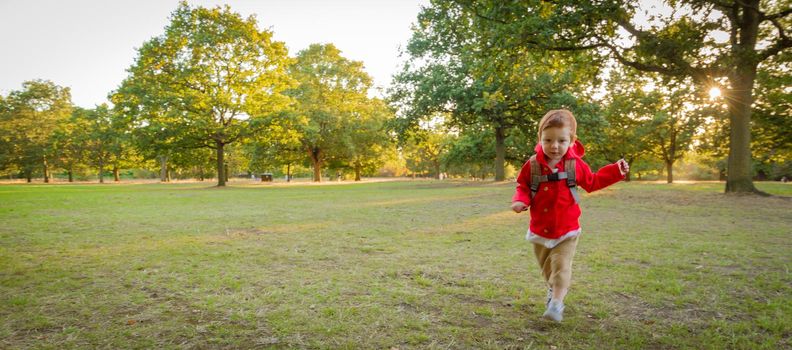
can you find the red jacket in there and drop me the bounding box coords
[512,140,624,239]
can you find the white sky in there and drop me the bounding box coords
[0,0,428,108]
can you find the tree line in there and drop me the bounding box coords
[0,1,789,191]
[390,0,790,193]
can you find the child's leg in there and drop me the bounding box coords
[533,236,579,303]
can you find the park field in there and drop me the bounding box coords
[0,180,790,349]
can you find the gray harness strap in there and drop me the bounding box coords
[528,156,580,204]
[565,158,580,204]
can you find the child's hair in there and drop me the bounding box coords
[537,109,577,142]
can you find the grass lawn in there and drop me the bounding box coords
[1,180,790,349]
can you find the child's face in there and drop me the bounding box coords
[540,126,573,161]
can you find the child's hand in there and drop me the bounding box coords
[511,201,528,213]
[617,159,630,175]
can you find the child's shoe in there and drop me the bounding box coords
[543,299,564,322]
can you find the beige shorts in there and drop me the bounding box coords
[532,235,579,290]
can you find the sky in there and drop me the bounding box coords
[0,0,429,108]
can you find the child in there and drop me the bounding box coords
[511,109,629,322]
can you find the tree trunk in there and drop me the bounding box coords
[287,163,291,182]
[313,165,322,182]
[354,164,362,181]
[725,87,757,193]
[666,160,674,184]
[198,166,204,181]
[216,143,226,186]
[43,159,50,183]
[724,1,760,194]
[160,155,168,182]
[98,158,105,184]
[494,125,506,181]
[433,161,441,180]
[310,147,322,182]
[624,157,633,182]
[68,168,73,183]
[224,163,229,183]
[25,170,32,183]
[113,166,120,182]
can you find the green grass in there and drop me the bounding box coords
[1,180,790,349]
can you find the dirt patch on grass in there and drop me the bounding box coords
[610,291,737,326]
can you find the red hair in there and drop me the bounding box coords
[537,109,577,142]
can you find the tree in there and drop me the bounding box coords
[245,112,305,181]
[598,69,706,183]
[289,43,373,182]
[107,122,136,183]
[456,0,791,193]
[401,121,453,179]
[391,1,602,181]
[443,126,495,179]
[169,147,215,181]
[0,95,13,174]
[642,82,708,183]
[0,80,72,182]
[343,98,395,181]
[75,105,120,183]
[113,2,293,186]
[52,107,92,182]
[595,71,649,181]
[118,105,183,182]
[751,50,791,179]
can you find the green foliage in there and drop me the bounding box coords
[3,1,786,183]
[0,80,72,180]
[400,120,453,178]
[112,2,294,186]
[342,98,396,180]
[597,68,708,182]
[71,106,116,182]
[51,107,91,180]
[390,0,603,181]
[244,111,305,175]
[287,43,375,181]
[442,126,496,179]
[451,0,791,191]
[752,50,791,179]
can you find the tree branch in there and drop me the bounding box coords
[462,0,605,52]
[710,0,735,10]
[609,20,733,82]
[763,8,792,21]
[522,38,606,51]
[765,16,789,44]
[594,35,683,77]
[615,17,649,40]
[758,37,792,61]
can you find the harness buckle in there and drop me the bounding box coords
[546,173,560,181]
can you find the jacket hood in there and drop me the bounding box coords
[534,140,585,165]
